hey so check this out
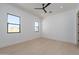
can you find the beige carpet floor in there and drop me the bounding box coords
[0,38,79,55]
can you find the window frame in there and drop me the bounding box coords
[34,21,39,32]
[7,13,21,33]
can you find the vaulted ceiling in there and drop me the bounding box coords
[11,3,79,19]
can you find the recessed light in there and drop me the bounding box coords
[60,6,63,8]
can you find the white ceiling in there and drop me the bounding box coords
[11,3,79,19]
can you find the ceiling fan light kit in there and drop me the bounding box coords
[49,11,52,13]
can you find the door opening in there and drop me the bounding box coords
[77,11,79,45]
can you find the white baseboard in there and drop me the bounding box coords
[42,36,76,45]
[0,37,40,48]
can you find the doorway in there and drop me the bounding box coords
[77,11,79,45]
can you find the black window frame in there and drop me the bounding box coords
[7,13,21,33]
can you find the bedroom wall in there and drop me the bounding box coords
[0,3,41,48]
[42,9,77,44]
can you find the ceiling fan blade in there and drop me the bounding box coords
[44,3,51,8]
[34,8,43,9]
[43,8,47,13]
[42,4,45,7]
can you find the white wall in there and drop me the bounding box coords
[0,4,41,48]
[42,9,77,44]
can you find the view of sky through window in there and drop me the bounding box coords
[8,14,20,33]
[8,14,20,24]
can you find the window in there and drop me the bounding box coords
[34,22,39,32]
[7,14,21,33]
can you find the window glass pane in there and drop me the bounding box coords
[8,24,19,32]
[35,22,38,26]
[35,26,39,32]
[8,14,20,24]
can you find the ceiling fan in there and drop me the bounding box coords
[34,3,51,13]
